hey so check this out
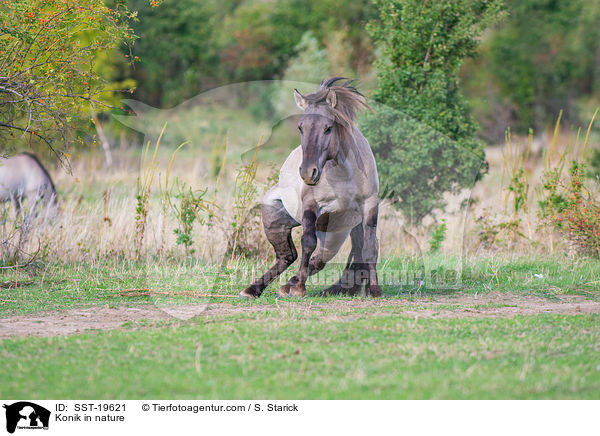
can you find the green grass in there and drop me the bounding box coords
[1,254,599,316]
[1,254,599,399]
[1,312,599,399]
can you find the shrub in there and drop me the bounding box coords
[362,0,503,221]
[428,219,447,252]
[172,183,213,258]
[475,213,523,251]
[540,161,600,258]
[0,0,136,155]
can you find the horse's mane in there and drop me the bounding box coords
[304,77,370,127]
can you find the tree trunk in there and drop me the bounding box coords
[91,110,112,167]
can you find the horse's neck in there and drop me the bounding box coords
[330,144,354,176]
[334,127,365,175]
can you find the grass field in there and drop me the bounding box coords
[2,312,599,399]
[1,255,599,399]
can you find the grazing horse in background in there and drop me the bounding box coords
[0,153,57,218]
[240,77,381,298]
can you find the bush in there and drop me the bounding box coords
[172,183,212,257]
[361,104,487,221]
[362,0,503,221]
[428,219,447,252]
[0,0,135,155]
[482,0,600,133]
[540,161,600,258]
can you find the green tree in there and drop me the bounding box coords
[126,0,236,107]
[361,0,503,221]
[0,0,136,158]
[126,0,376,106]
[281,31,330,84]
[483,0,600,133]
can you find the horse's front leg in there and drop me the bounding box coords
[278,205,318,298]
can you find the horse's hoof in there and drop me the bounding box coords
[320,287,336,297]
[321,283,344,297]
[276,284,291,298]
[239,288,258,299]
[289,284,307,298]
[369,284,382,298]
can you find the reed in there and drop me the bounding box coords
[134,124,163,260]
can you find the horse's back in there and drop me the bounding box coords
[0,153,55,201]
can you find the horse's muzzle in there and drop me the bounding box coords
[299,165,321,185]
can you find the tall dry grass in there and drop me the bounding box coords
[1,116,599,266]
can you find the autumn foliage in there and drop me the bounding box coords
[0,0,136,158]
[540,161,600,258]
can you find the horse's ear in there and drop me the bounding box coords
[294,89,308,111]
[326,90,337,108]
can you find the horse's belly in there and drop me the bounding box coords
[0,174,23,201]
[0,157,31,200]
[316,210,361,233]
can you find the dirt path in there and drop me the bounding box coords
[1,294,599,339]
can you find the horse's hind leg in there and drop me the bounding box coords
[322,199,381,298]
[321,223,364,296]
[362,200,382,297]
[239,193,299,298]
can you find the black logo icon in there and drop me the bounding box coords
[3,402,50,434]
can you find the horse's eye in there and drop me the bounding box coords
[324,126,332,135]
[298,125,303,134]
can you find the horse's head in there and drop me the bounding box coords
[294,91,336,185]
[293,77,368,186]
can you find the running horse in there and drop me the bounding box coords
[240,77,381,298]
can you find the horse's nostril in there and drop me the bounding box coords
[299,165,319,184]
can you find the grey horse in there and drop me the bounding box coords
[0,153,57,218]
[240,77,381,298]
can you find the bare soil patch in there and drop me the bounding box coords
[1,293,599,339]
